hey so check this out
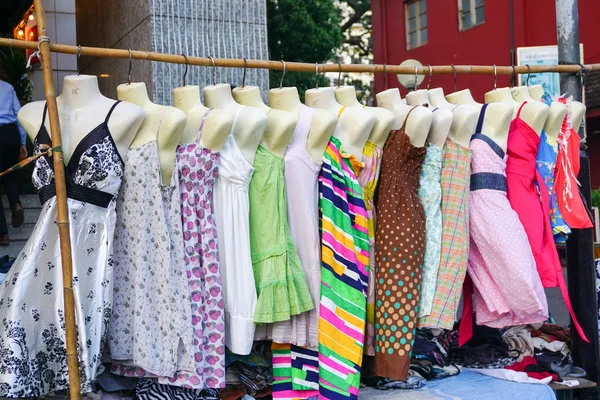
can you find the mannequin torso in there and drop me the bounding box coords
[118,82,186,185]
[406,89,452,149]
[232,85,297,158]
[334,86,395,148]
[543,101,568,140]
[485,87,549,135]
[571,101,586,133]
[529,85,545,102]
[203,83,267,165]
[376,88,432,148]
[511,86,533,102]
[173,85,232,151]
[269,87,336,162]
[428,87,457,110]
[19,75,144,164]
[305,87,375,159]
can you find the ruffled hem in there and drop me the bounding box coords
[253,250,314,323]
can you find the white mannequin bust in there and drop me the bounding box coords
[511,86,533,102]
[203,83,267,165]
[334,86,395,148]
[19,74,144,164]
[445,88,509,150]
[173,85,232,151]
[485,87,549,136]
[118,82,186,185]
[428,87,457,110]
[543,101,568,140]
[571,101,586,133]
[269,86,336,162]
[529,85,545,101]
[406,89,453,149]
[375,88,432,148]
[232,85,297,158]
[305,86,375,159]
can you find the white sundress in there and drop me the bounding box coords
[0,101,125,398]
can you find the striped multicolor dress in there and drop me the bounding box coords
[318,137,369,400]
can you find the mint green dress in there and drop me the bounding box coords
[249,145,314,323]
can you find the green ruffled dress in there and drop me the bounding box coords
[249,145,314,323]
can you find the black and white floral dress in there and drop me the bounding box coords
[0,101,125,398]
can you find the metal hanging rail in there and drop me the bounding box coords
[0,37,596,76]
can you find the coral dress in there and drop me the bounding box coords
[506,102,587,342]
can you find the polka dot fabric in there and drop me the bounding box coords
[373,109,427,381]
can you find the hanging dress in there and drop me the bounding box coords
[505,102,587,342]
[416,142,443,319]
[0,102,125,398]
[418,125,472,330]
[110,110,191,377]
[163,109,225,388]
[555,96,593,229]
[358,140,384,357]
[212,107,257,355]
[318,136,369,400]
[536,93,570,243]
[373,107,427,381]
[466,104,548,329]
[248,145,313,324]
[254,105,321,347]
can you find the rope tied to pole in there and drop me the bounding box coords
[0,145,62,178]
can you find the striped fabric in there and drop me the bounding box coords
[136,379,219,400]
[317,137,369,400]
[418,138,471,329]
[272,343,319,399]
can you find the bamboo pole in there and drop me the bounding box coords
[32,2,82,399]
[0,37,597,75]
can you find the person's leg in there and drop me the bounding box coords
[0,124,22,231]
[0,125,12,241]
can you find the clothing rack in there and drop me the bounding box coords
[0,37,598,76]
[0,3,597,398]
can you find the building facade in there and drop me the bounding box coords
[372,0,600,189]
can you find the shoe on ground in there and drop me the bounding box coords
[12,203,24,228]
[0,234,9,246]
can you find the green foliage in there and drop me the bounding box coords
[592,187,600,209]
[267,0,342,98]
[0,48,33,104]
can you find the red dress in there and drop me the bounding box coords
[505,102,587,342]
[555,96,593,229]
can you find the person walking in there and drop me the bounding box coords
[0,79,27,245]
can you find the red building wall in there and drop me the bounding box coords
[372,0,600,101]
[372,0,600,190]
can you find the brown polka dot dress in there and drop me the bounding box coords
[373,108,427,381]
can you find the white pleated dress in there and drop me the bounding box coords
[212,107,258,355]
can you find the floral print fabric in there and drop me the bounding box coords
[0,102,124,398]
[417,144,443,318]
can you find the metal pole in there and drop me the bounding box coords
[556,1,600,397]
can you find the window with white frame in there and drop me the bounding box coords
[459,0,484,31]
[406,0,427,49]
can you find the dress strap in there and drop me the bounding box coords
[400,106,418,132]
[42,102,48,127]
[155,108,169,141]
[516,101,528,120]
[476,104,488,133]
[337,105,347,119]
[231,105,244,134]
[196,108,213,144]
[104,100,122,124]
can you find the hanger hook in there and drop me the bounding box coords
[383,63,388,90]
[510,65,516,88]
[208,56,216,85]
[76,45,81,76]
[493,64,497,90]
[451,64,456,92]
[578,63,587,88]
[181,53,189,86]
[241,58,247,88]
[337,62,342,88]
[426,64,433,90]
[414,66,419,90]
[315,63,319,89]
[127,49,133,85]
[526,64,531,86]
[279,60,286,89]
